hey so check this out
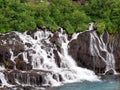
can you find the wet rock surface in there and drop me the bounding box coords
[114,31,120,72]
[0,30,119,73]
[4,70,50,86]
[68,31,106,73]
[105,69,114,75]
[0,29,120,88]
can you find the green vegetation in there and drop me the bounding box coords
[0,0,120,34]
[3,60,10,69]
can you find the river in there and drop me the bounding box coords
[47,75,120,90]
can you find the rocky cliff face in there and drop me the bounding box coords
[68,30,119,74]
[0,28,119,89]
[114,31,120,72]
[68,30,106,74]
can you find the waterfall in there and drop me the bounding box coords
[57,28,99,82]
[0,72,12,87]
[0,28,98,87]
[0,26,111,89]
[89,24,116,74]
[0,25,118,89]
[100,33,116,74]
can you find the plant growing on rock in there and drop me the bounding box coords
[3,60,10,70]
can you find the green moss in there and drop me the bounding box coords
[3,60,10,69]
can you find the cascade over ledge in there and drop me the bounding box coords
[0,24,120,89]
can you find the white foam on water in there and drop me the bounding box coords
[3,29,100,87]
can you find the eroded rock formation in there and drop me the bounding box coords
[0,28,119,89]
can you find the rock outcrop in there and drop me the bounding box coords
[105,69,114,75]
[114,31,120,72]
[68,30,106,74]
[0,28,120,88]
[4,70,49,86]
[0,32,32,70]
[0,29,119,74]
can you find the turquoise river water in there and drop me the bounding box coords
[47,75,120,90]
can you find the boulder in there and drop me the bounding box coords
[105,69,114,75]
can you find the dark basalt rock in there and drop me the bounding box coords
[14,52,32,71]
[15,59,32,71]
[113,31,120,72]
[105,69,114,75]
[68,39,79,61]
[4,70,50,86]
[50,32,61,52]
[0,29,119,78]
[68,31,106,73]
[0,79,2,86]
[53,50,61,67]
[0,32,25,67]
[0,46,11,63]
[52,73,63,82]
[0,32,34,71]
[101,30,109,45]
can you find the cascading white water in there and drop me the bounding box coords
[57,28,99,83]
[0,27,102,88]
[90,31,106,62]
[0,72,12,87]
[89,23,116,74]
[100,33,116,74]
[0,63,12,88]
[4,28,99,86]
